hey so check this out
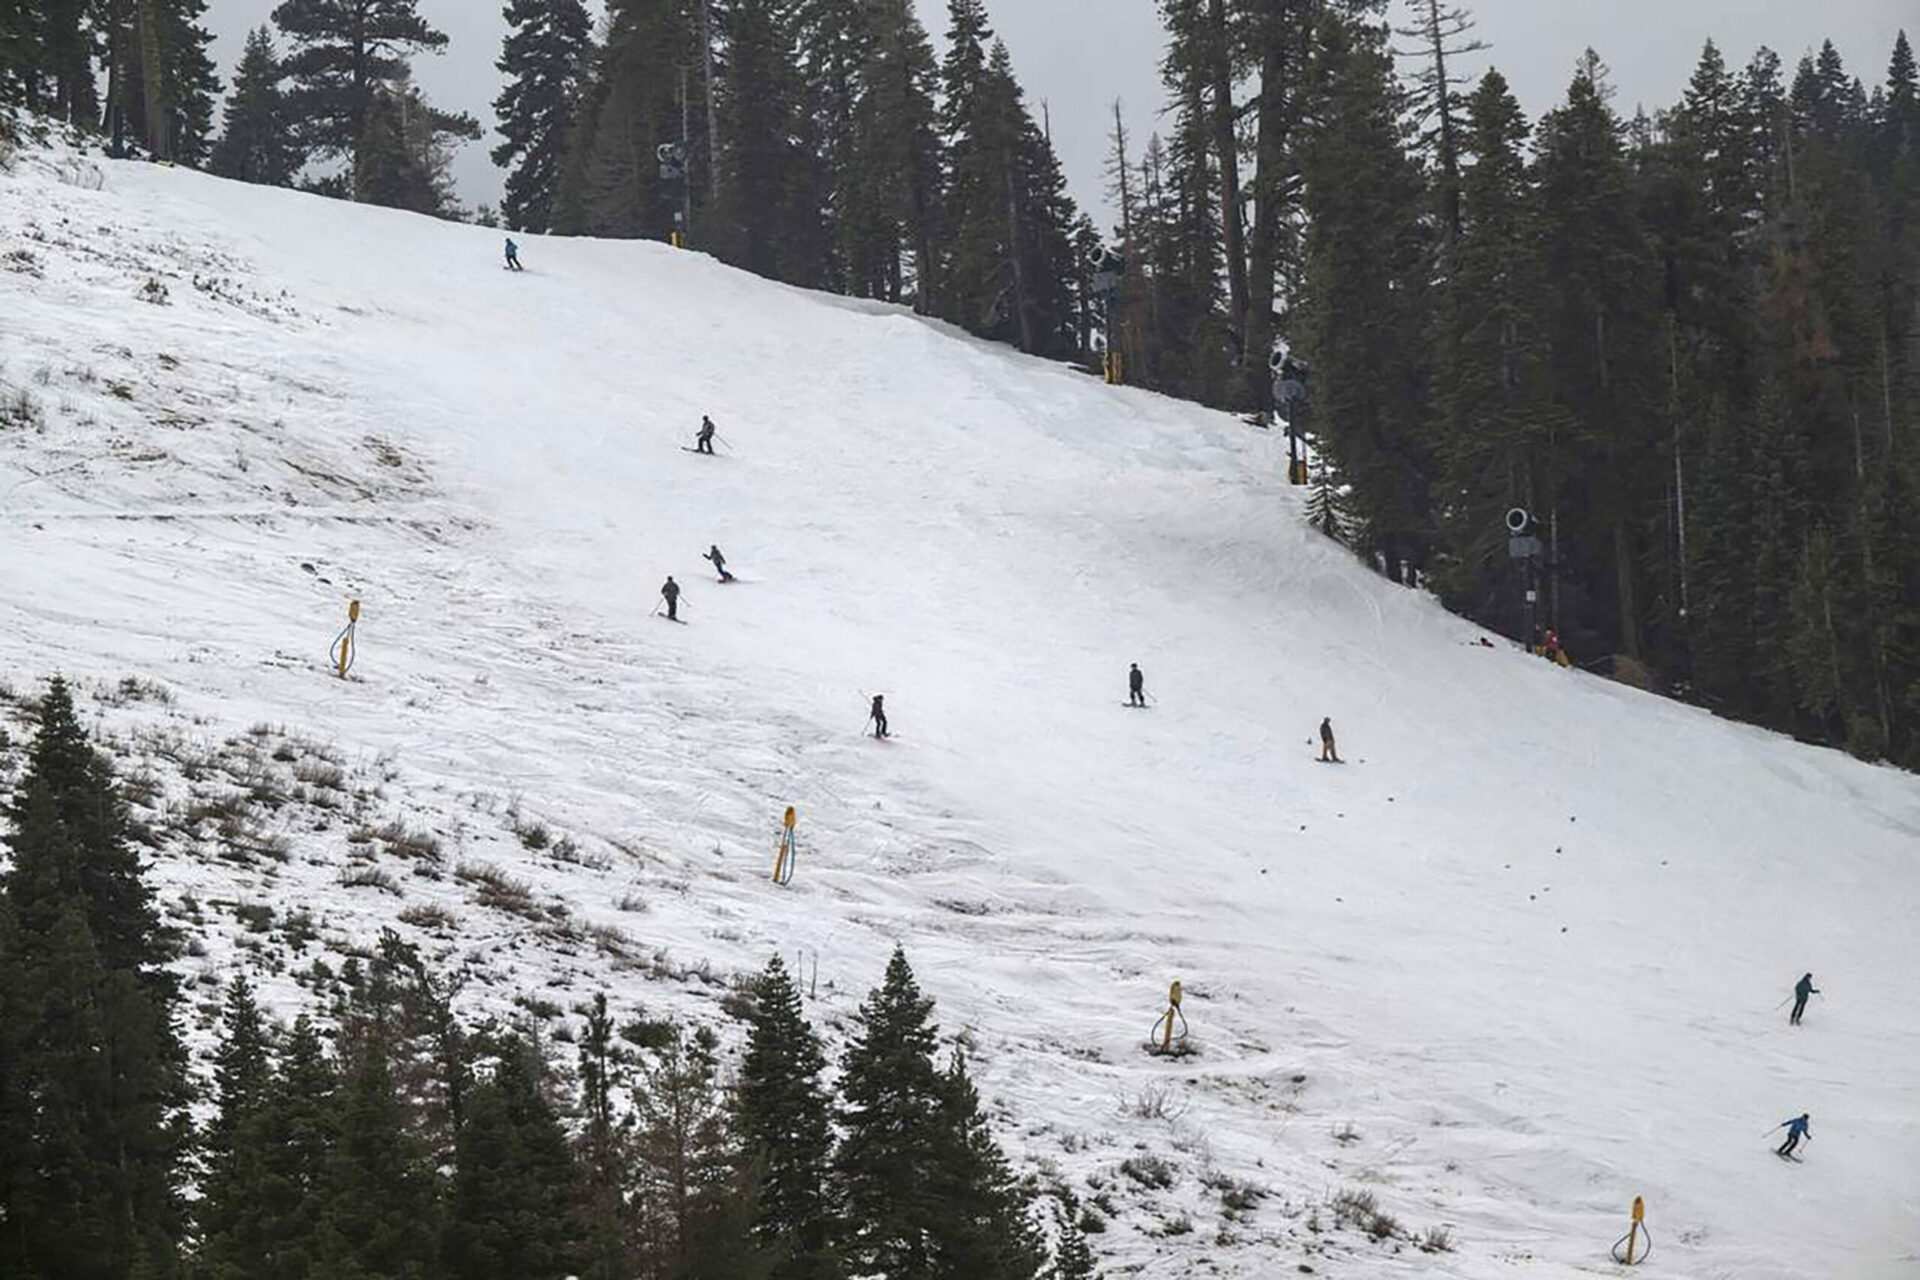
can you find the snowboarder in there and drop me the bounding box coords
[694,414,717,455]
[1319,717,1340,763]
[868,694,889,739]
[504,237,523,271]
[1543,629,1562,662]
[660,575,681,622]
[1128,663,1146,707]
[704,545,734,582]
[1774,1113,1811,1158]
[1790,973,1820,1026]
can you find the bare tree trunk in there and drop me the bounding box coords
[699,0,719,204]
[138,0,169,160]
[1243,2,1302,412]
[1109,99,1134,247]
[1005,160,1034,353]
[1206,0,1248,363]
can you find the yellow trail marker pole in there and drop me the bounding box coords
[1626,1196,1644,1264]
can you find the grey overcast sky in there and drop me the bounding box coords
[201,1,1913,231]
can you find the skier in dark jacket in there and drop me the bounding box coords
[704,545,733,582]
[1319,717,1340,763]
[661,575,681,621]
[695,415,717,455]
[1790,973,1819,1026]
[868,695,889,739]
[1128,663,1146,707]
[1775,1113,1811,1157]
[504,237,523,271]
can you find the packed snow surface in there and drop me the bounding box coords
[4,141,1918,1278]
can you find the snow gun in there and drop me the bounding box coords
[1148,980,1189,1056]
[330,600,361,679]
[772,806,798,885]
[1609,1195,1651,1265]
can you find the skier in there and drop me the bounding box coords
[694,414,717,455]
[1128,663,1146,708]
[704,545,734,582]
[660,575,681,622]
[1319,716,1341,763]
[868,694,889,739]
[1790,973,1820,1026]
[504,237,523,271]
[1774,1113,1811,1158]
[1543,628,1562,662]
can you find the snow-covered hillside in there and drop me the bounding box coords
[4,138,1918,1278]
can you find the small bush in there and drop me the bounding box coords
[398,903,458,931]
[137,278,170,305]
[339,866,400,894]
[233,901,274,933]
[620,1017,678,1051]
[1331,1187,1401,1242]
[1331,1120,1361,1145]
[456,861,537,915]
[1157,1214,1193,1237]
[1120,1155,1176,1190]
[113,676,173,705]
[294,759,345,790]
[1124,1083,1188,1122]
[1420,1226,1453,1253]
[0,385,45,432]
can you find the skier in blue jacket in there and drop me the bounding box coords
[505,237,523,271]
[1775,1113,1811,1158]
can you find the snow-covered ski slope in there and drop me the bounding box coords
[5,143,1919,1278]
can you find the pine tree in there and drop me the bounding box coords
[574,994,637,1280]
[716,0,823,281]
[1393,0,1486,251]
[839,0,941,306]
[271,0,477,180]
[0,0,46,110]
[354,74,476,216]
[1430,69,1554,623]
[211,27,299,185]
[0,676,188,1278]
[1047,1193,1099,1279]
[927,1055,1044,1279]
[39,0,100,128]
[99,0,222,163]
[325,1025,440,1278]
[1297,9,1433,583]
[198,977,275,1276]
[735,956,838,1280]
[492,0,594,233]
[572,0,697,241]
[1534,50,1661,655]
[442,1035,583,1279]
[633,1025,737,1274]
[833,947,950,1277]
[1153,0,1231,403]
